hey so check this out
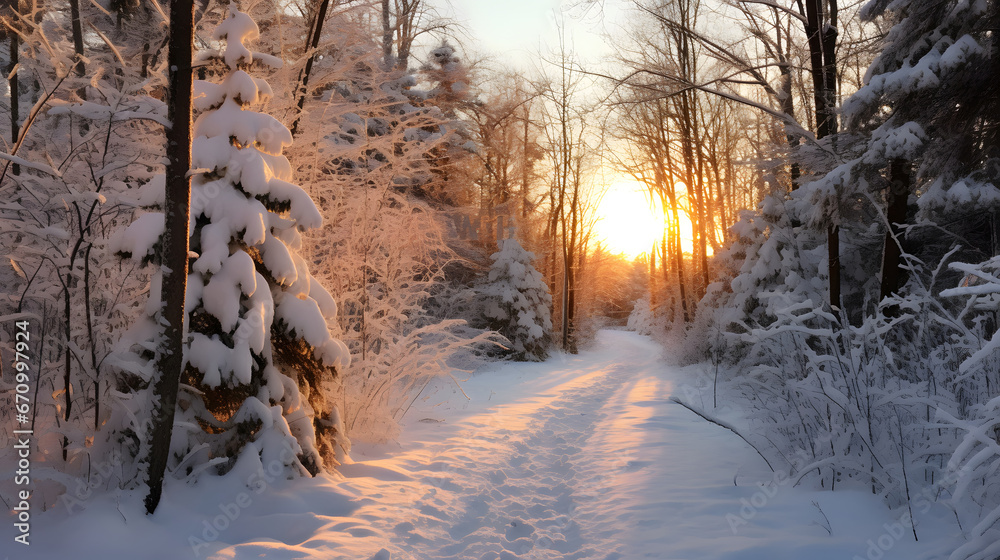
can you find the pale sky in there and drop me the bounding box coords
[449,0,626,69]
[447,0,654,258]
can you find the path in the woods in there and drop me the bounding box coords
[320,330,958,560]
[16,331,961,560]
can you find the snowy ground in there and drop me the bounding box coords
[8,330,963,559]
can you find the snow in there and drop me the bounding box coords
[213,5,260,69]
[864,121,926,162]
[9,331,963,559]
[111,211,164,261]
[201,251,258,331]
[193,99,292,154]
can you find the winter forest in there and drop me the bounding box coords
[1,0,1000,557]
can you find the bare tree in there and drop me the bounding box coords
[380,0,454,69]
[539,27,595,352]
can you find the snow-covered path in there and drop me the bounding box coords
[344,330,679,560]
[14,330,961,559]
[317,330,958,560]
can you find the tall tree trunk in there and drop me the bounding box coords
[564,161,580,354]
[381,0,393,68]
[804,0,830,139]
[290,0,331,137]
[824,0,840,313]
[658,114,691,323]
[776,15,799,188]
[822,0,839,135]
[9,23,19,176]
[145,0,193,515]
[69,0,85,76]
[879,159,909,306]
[805,0,841,312]
[62,265,73,461]
[83,243,99,430]
[649,237,657,311]
[521,103,531,219]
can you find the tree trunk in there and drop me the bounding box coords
[659,117,690,323]
[290,0,331,137]
[824,0,840,313]
[521,103,531,219]
[145,0,193,515]
[83,243,99,430]
[804,0,841,312]
[778,49,799,186]
[804,0,830,139]
[381,0,393,68]
[879,159,909,306]
[9,28,19,176]
[69,0,85,76]
[822,0,839,135]
[649,237,657,311]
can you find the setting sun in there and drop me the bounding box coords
[595,182,696,259]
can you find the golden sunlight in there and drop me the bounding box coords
[595,182,696,259]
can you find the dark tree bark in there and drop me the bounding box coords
[803,0,840,312]
[290,0,330,137]
[69,0,85,76]
[8,0,19,175]
[879,159,909,306]
[775,19,799,188]
[83,243,99,430]
[144,0,193,515]
[659,121,690,323]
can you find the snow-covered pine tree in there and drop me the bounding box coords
[481,238,552,361]
[113,4,349,480]
[412,41,477,206]
[802,0,1000,303]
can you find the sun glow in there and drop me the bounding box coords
[595,182,696,259]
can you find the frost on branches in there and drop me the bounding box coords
[112,5,349,480]
[481,239,552,361]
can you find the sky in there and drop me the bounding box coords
[448,0,666,258]
[448,0,665,258]
[449,0,624,68]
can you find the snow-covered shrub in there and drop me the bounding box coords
[278,20,498,442]
[479,238,552,361]
[0,8,167,503]
[627,296,657,336]
[699,207,1000,548]
[930,256,1000,560]
[113,6,349,479]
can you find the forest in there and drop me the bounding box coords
[1,0,999,558]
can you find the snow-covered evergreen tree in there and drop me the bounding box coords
[799,0,1000,294]
[411,41,477,205]
[113,5,349,479]
[480,238,552,361]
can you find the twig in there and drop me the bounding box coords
[811,500,832,535]
[670,396,776,473]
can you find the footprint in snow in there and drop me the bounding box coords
[623,460,652,472]
[505,519,536,540]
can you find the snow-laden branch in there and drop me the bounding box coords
[669,396,777,473]
[0,151,62,177]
